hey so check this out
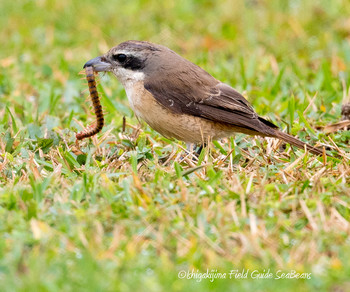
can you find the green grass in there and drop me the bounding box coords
[1,0,350,291]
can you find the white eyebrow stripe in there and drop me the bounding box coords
[111,50,145,59]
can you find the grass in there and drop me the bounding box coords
[1,0,350,291]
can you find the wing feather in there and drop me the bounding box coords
[144,78,277,135]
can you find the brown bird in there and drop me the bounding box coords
[84,40,323,155]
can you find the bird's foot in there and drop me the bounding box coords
[185,143,206,159]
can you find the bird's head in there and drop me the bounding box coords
[83,40,181,85]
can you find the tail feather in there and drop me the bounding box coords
[273,130,324,156]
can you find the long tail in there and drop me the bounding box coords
[273,130,323,156]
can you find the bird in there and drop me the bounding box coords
[83,40,323,156]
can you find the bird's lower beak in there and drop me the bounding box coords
[83,56,112,72]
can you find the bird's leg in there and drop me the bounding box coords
[185,143,206,157]
[195,144,206,156]
[186,143,195,153]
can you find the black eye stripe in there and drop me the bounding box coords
[123,56,145,70]
[113,53,127,62]
[110,54,144,71]
[111,52,145,71]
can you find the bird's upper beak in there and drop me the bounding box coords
[83,56,112,72]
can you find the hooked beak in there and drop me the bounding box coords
[83,56,112,72]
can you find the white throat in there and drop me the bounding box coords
[112,67,146,110]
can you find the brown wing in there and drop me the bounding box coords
[144,80,278,135]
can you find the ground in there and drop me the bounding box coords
[0,0,350,291]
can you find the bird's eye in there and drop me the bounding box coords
[113,54,127,63]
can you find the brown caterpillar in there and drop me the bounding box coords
[76,66,104,140]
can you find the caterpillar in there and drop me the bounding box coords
[76,66,104,140]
